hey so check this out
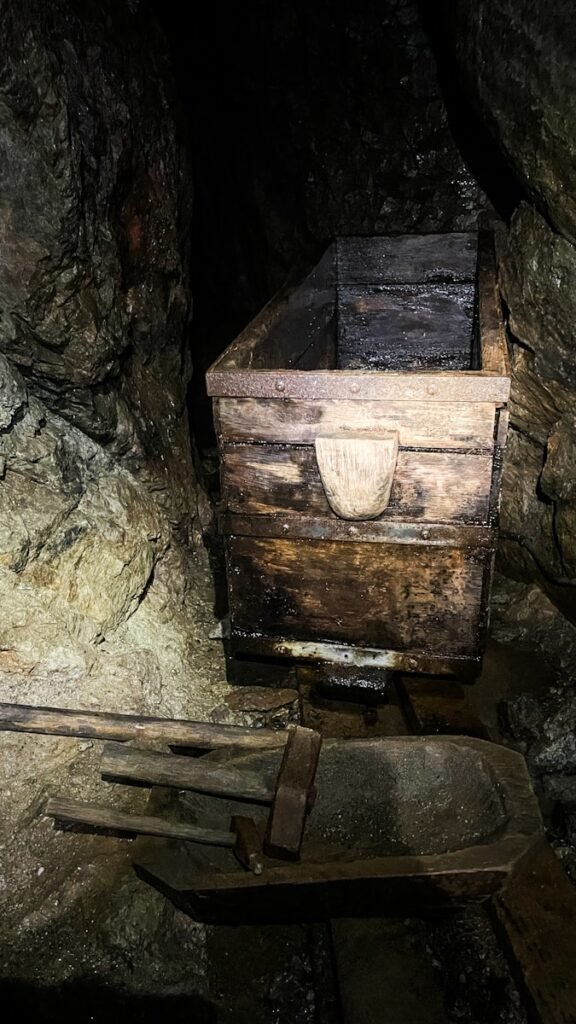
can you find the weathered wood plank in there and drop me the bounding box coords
[337,282,475,372]
[227,536,487,656]
[222,514,494,549]
[336,233,477,286]
[491,839,576,1024]
[0,702,288,750]
[265,725,322,861]
[207,246,337,374]
[45,796,236,847]
[221,444,494,525]
[477,218,510,377]
[101,743,274,803]
[208,369,510,402]
[229,635,481,677]
[216,398,498,449]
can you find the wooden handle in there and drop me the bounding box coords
[315,431,399,520]
[0,701,288,751]
[101,742,275,803]
[45,796,236,848]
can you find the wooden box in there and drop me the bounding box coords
[207,218,510,679]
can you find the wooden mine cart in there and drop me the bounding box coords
[207,215,510,681]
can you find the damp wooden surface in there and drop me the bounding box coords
[222,514,494,549]
[221,443,494,525]
[0,702,288,750]
[208,369,510,402]
[227,536,487,657]
[337,282,475,372]
[216,397,498,449]
[336,233,477,286]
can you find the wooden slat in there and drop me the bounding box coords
[227,536,486,657]
[208,369,510,402]
[221,443,493,525]
[0,702,288,750]
[101,743,274,803]
[45,796,235,847]
[222,514,494,549]
[216,398,498,450]
[229,634,481,677]
[477,219,510,376]
[491,839,576,1024]
[337,282,475,372]
[336,233,477,285]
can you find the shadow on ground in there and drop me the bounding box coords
[0,980,217,1023]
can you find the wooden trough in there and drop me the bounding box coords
[133,735,542,923]
[207,215,510,681]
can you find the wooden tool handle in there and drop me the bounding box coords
[101,742,275,803]
[0,702,288,751]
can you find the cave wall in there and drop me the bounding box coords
[0,0,230,985]
[439,1,576,629]
[0,0,195,529]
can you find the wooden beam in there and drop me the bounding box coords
[45,796,235,848]
[0,702,288,751]
[101,742,275,803]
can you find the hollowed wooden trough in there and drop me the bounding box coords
[133,736,542,923]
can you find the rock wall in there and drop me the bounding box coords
[0,0,195,530]
[0,0,231,988]
[439,1,576,629]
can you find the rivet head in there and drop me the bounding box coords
[347,525,358,536]
[407,657,417,669]
[422,529,430,540]
[351,382,360,394]
[275,380,285,392]
[427,383,437,395]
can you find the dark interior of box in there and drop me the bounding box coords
[266,232,479,374]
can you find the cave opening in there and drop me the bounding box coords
[1,0,576,1021]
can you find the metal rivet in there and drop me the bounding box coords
[347,525,358,536]
[351,382,360,394]
[422,529,430,540]
[407,657,417,669]
[275,380,285,392]
[427,383,437,395]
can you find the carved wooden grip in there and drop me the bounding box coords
[315,430,399,521]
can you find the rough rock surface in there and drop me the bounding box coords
[440,1,576,245]
[438,1,576,636]
[0,0,195,529]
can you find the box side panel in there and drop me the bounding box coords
[336,234,477,286]
[216,397,498,450]
[337,282,476,372]
[226,536,487,658]
[221,443,493,526]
